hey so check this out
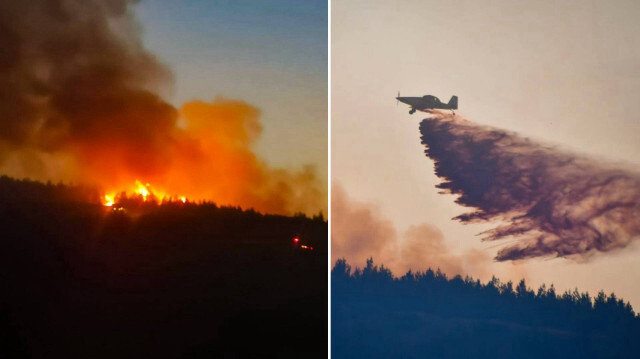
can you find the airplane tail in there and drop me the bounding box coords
[448,95,458,109]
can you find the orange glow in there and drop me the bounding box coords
[102,180,190,207]
[55,98,323,215]
[136,180,150,200]
[104,195,114,207]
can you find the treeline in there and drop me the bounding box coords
[332,258,640,359]
[0,175,325,220]
[0,176,327,358]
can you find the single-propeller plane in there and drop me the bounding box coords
[396,92,458,114]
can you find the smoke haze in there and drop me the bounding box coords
[420,111,640,261]
[0,0,324,215]
[332,182,489,277]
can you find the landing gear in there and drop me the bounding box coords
[409,108,416,115]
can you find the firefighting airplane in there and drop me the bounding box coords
[396,92,458,115]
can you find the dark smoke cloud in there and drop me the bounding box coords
[0,0,325,216]
[0,0,174,176]
[420,111,640,261]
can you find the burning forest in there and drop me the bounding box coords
[0,0,325,216]
[0,1,328,358]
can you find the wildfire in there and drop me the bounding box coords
[104,195,114,207]
[102,180,189,207]
[136,180,150,200]
[292,236,313,251]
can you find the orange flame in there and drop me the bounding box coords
[91,99,325,215]
[104,195,114,207]
[136,180,150,200]
[102,180,189,207]
[0,2,325,217]
[5,98,324,216]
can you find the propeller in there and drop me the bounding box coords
[396,91,400,106]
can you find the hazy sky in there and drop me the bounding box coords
[136,0,327,183]
[333,0,640,306]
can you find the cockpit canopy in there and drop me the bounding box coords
[423,95,439,102]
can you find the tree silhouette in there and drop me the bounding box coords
[333,258,640,359]
[0,176,327,358]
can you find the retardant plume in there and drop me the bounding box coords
[420,111,640,261]
[0,0,324,216]
[332,181,488,277]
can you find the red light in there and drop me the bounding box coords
[293,237,300,243]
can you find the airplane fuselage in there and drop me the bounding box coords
[396,94,458,114]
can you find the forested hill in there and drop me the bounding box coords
[332,258,640,359]
[0,176,327,358]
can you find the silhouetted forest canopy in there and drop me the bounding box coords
[332,258,640,359]
[0,176,327,358]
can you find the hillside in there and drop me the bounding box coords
[0,176,327,358]
[332,258,640,359]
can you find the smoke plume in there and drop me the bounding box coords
[332,181,489,277]
[0,0,324,215]
[420,111,640,261]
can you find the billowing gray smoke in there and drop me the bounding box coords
[0,0,175,179]
[420,112,640,261]
[0,0,326,216]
